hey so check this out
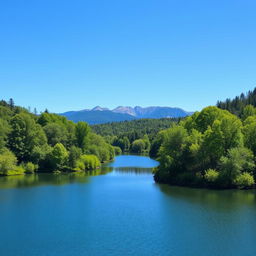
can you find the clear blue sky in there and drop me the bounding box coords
[0,0,255,113]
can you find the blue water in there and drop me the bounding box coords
[0,155,255,256]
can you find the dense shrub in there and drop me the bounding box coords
[205,169,219,183]
[0,149,24,176]
[235,172,255,188]
[22,162,38,174]
[76,155,101,170]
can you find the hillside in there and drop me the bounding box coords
[60,109,136,124]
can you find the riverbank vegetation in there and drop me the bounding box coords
[153,104,256,189]
[0,99,114,176]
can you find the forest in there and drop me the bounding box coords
[0,99,115,176]
[92,118,177,154]
[153,104,256,189]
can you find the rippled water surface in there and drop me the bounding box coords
[0,155,255,256]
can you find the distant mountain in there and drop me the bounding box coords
[60,106,192,124]
[113,106,136,116]
[113,106,191,119]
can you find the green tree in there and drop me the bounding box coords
[43,123,68,146]
[235,172,255,188]
[201,120,224,168]
[142,134,150,152]
[68,146,82,169]
[149,130,166,158]
[113,138,126,152]
[0,149,17,175]
[75,122,90,150]
[131,139,145,153]
[243,117,256,154]
[78,155,101,170]
[8,113,47,162]
[158,126,188,172]
[9,98,14,109]
[219,147,255,186]
[48,143,68,170]
[0,119,10,149]
[241,105,256,120]
[123,136,130,151]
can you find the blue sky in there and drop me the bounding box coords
[0,0,256,113]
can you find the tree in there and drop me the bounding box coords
[142,134,150,152]
[235,172,255,188]
[131,139,145,153]
[75,122,90,150]
[158,126,188,172]
[113,138,126,152]
[68,146,82,169]
[193,106,224,133]
[220,115,243,152]
[8,113,47,162]
[0,119,10,150]
[241,105,256,120]
[219,147,255,187]
[43,123,68,146]
[201,120,224,167]
[0,149,17,175]
[78,155,100,170]
[48,143,68,170]
[149,130,166,158]
[243,117,256,154]
[9,98,14,109]
[123,136,130,151]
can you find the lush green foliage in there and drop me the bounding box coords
[204,169,219,183]
[235,172,255,188]
[75,155,101,171]
[154,106,256,188]
[22,162,38,174]
[0,100,115,175]
[92,118,177,153]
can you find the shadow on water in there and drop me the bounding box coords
[0,169,112,189]
[158,183,256,210]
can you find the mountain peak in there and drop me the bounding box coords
[112,106,136,116]
[91,106,109,111]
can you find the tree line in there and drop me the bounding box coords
[217,87,256,116]
[91,118,178,154]
[0,99,115,176]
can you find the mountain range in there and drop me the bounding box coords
[60,106,192,124]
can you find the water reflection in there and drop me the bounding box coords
[158,184,256,210]
[113,167,153,174]
[0,172,91,189]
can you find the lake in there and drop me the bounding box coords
[0,155,255,256]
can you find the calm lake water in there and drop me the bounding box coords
[0,155,255,256]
